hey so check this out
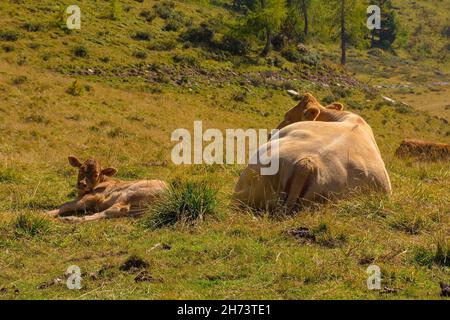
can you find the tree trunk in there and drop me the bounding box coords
[340,0,346,65]
[302,0,309,37]
[262,26,272,56]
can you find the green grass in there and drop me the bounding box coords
[0,0,449,300]
[12,213,52,238]
[142,179,219,229]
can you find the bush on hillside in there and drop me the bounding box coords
[180,23,215,44]
[220,34,250,56]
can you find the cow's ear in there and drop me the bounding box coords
[101,167,117,177]
[326,103,344,111]
[68,156,82,168]
[303,106,320,121]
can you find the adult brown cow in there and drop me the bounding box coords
[47,156,167,222]
[233,93,392,211]
[395,139,450,161]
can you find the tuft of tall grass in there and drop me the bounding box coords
[13,214,51,238]
[413,236,450,267]
[388,211,430,235]
[141,179,219,229]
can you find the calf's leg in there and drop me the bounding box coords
[47,195,100,217]
[59,203,131,223]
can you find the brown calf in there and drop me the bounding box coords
[47,156,167,222]
[395,139,450,161]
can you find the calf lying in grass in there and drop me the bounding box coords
[47,156,167,223]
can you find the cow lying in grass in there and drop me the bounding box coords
[395,139,450,161]
[233,93,392,212]
[47,156,167,222]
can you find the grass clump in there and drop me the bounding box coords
[73,45,88,57]
[132,50,148,59]
[12,75,27,85]
[0,30,19,41]
[173,54,199,67]
[142,179,219,229]
[139,9,156,22]
[154,1,176,19]
[388,211,430,235]
[21,22,44,32]
[0,168,20,183]
[132,31,151,41]
[109,0,122,20]
[147,39,177,51]
[180,24,214,44]
[311,222,347,248]
[13,214,51,238]
[413,236,450,267]
[66,80,84,96]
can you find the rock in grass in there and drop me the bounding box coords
[287,89,300,97]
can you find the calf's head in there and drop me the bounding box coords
[68,156,117,196]
[276,93,344,130]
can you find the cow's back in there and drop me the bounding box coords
[233,120,391,210]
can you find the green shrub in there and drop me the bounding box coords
[132,50,148,59]
[300,52,321,66]
[0,30,19,41]
[66,80,85,96]
[232,91,247,102]
[322,95,336,105]
[173,54,198,67]
[271,33,286,51]
[347,100,365,110]
[139,9,156,22]
[180,24,214,44]
[395,104,414,114]
[12,75,27,85]
[147,40,176,51]
[331,86,351,98]
[220,34,250,55]
[163,19,182,32]
[73,45,88,57]
[142,180,218,229]
[154,1,175,19]
[13,214,51,238]
[2,45,14,52]
[281,46,301,62]
[22,22,44,32]
[132,31,151,41]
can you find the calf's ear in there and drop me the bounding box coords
[326,103,344,111]
[68,156,82,168]
[101,167,118,177]
[303,106,320,121]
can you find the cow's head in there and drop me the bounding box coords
[68,156,117,196]
[276,93,344,130]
